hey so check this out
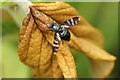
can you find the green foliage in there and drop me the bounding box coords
[1,0,8,5]
[2,19,19,36]
[2,42,33,78]
[71,49,93,78]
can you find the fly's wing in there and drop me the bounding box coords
[53,32,61,54]
[60,17,80,29]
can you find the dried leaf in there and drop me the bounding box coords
[38,36,63,78]
[18,2,116,78]
[52,55,63,78]
[31,2,116,78]
[18,14,63,78]
[29,7,77,78]
[56,44,77,78]
[18,13,35,62]
[43,34,77,78]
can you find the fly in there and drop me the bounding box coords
[47,17,80,54]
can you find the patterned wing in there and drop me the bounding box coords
[60,17,80,28]
[53,32,61,54]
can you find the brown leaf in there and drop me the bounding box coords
[38,35,63,78]
[52,55,63,78]
[18,13,35,62]
[18,2,116,78]
[29,6,77,78]
[56,44,77,78]
[18,7,65,78]
[31,2,116,78]
[18,16,63,78]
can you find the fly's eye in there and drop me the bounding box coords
[47,24,52,27]
[47,22,54,27]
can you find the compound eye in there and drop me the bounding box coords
[47,24,52,27]
[47,21,54,27]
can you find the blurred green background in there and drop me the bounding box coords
[1,2,118,78]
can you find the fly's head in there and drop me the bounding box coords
[46,21,61,32]
[46,21,54,31]
[47,21,54,28]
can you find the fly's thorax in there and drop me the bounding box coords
[52,24,61,32]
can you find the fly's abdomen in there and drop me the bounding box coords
[60,30,70,41]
